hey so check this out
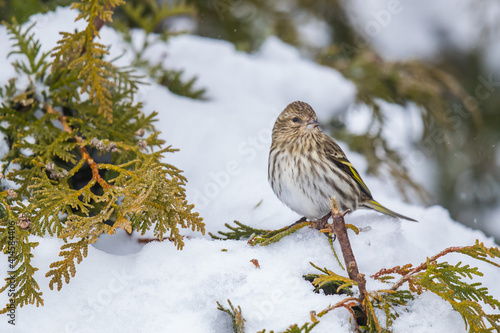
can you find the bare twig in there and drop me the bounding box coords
[317,296,360,331]
[371,245,465,291]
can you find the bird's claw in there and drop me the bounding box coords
[342,209,352,218]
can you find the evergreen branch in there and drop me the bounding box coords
[154,68,207,100]
[417,262,500,332]
[317,296,360,320]
[78,144,113,190]
[209,220,270,240]
[368,290,414,329]
[121,0,196,34]
[217,299,246,333]
[458,240,500,269]
[370,244,491,291]
[1,3,205,311]
[248,221,310,246]
[4,19,51,80]
[262,297,359,333]
[120,0,207,101]
[308,262,356,295]
[371,242,500,331]
[279,322,320,333]
[0,216,43,313]
[45,238,90,291]
[45,104,113,190]
[52,0,125,120]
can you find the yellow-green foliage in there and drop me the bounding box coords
[210,220,310,246]
[52,0,125,121]
[0,2,204,313]
[217,300,246,333]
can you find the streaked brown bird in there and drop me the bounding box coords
[268,101,416,222]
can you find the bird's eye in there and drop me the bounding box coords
[292,117,299,123]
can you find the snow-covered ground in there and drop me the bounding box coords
[0,7,499,333]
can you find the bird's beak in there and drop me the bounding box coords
[306,118,319,129]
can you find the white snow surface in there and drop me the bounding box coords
[0,7,499,333]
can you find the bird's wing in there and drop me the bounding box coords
[324,138,373,199]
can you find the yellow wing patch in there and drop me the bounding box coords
[338,159,372,197]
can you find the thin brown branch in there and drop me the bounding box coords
[317,296,360,331]
[371,245,466,291]
[317,296,359,317]
[45,104,112,190]
[78,145,112,190]
[80,13,107,55]
[324,197,368,323]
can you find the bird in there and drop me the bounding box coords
[268,101,416,222]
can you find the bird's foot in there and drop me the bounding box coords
[311,212,332,231]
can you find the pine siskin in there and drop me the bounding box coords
[268,101,416,222]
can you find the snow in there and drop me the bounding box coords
[345,0,492,60]
[345,0,500,74]
[0,7,499,333]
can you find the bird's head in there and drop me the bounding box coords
[272,101,320,141]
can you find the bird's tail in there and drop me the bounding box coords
[361,200,417,222]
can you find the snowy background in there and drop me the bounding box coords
[0,5,500,333]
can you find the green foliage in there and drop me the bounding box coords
[0,215,43,313]
[0,0,73,24]
[417,261,500,332]
[249,222,311,246]
[305,262,355,295]
[52,0,126,121]
[369,242,500,332]
[209,220,271,241]
[258,322,320,333]
[210,219,311,246]
[217,299,246,333]
[116,0,206,100]
[151,67,206,100]
[117,0,195,34]
[0,3,204,312]
[363,290,414,331]
[187,0,345,52]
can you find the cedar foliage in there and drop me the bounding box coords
[0,0,204,313]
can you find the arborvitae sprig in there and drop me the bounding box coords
[368,242,500,332]
[119,0,195,34]
[209,220,271,241]
[0,209,43,311]
[52,0,126,121]
[257,322,320,333]
[306,262,356,295]
[0,2,204,312]
[217,299,246,333]
[7,20,51,80]
[210,219,311,246]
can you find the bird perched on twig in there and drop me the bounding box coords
[268,101,416,223]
